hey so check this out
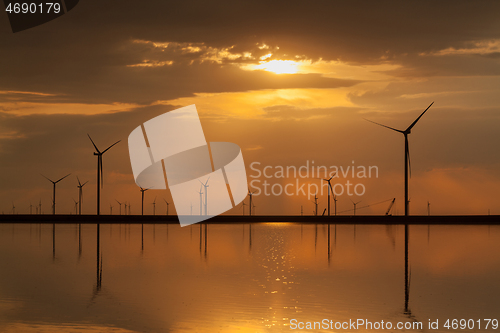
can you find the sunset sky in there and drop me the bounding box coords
[1,1,499,216]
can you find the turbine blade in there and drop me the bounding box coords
[55,173,71,183]
[102,140,121,154]
[41,174,54,183]
[87,134,101,153]
[364,118,404,133]
[406,102,434,132]
[115,199,121,205]
[77,176,82,186]
[82,181,89,186]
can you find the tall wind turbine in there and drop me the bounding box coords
[116,199,122,215]
[77,177,88,215]
[139,186,149,215]
[366,102,433,216]
[197,186,203,215]
[351,199,361,216]
[152,196,157,216]
[163,198,170,215]
[321,173,336,216]
[248,190,255,216]
[124,202,128,215]
[199,177,210,216]
[87,134,120,215]
[41,173,71,215]
[73,199,78,214]
[311,193,319,216]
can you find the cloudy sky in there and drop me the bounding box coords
[1,0,499,216]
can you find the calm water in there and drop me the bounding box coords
[0,222,499,332]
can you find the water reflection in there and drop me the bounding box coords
[0,222,499,332]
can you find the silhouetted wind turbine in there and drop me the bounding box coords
[197,185,203,215]
[139,186,150,215]
[109,204,113,215]
[41,173,71,214]
[350,198,361,216]
[163,198,170,215]
[87,134,120,215]
[115,199,122,215]
[29,203,32,215]
[240,200,247,215]
[77,176,88,215]
[311,193,319,216]
[38,199,42,215]
[321,174,336,216]
[365,102,434,216]
[427,201,430,216]
[199,177,210,215]
[248,190,255,216]
[124,202,128,215]
[11,202,15,214]
[152,196,157,215]
[73,199,78,214]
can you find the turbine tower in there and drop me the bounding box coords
[321,173,336,216]
[163,198,170,215]
[139,186,149,215]
[73,198,78,214]
[350,199,361,216]
[366,102,433,216]
[199,177,210,216]
[116,199,122,215]
[87,134,120,215]
[41,173,71,215]
[248,190,255,216]
[152,196,157,216]
[77,176,88,215]
[197,185,203,215]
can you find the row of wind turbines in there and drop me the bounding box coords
[21,102,434,216]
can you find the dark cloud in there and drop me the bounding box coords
[1,0,499,105]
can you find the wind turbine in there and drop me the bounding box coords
[11,202,15,215]
[427,201,430,216]
[199,177,210,215]
[77,177,88,215]
[163,198,170,215]
[109,204,113,215]
[311,193,319,216]
[139,186,150,215]
[87,134,120,215]
[197,185,203,215]
[124,202,128,215]
[365,102,434,216]
[240,201,247,215]
[41,173,71,215]
[152,196,157,215]
[29,203,32,215]
[350,198,361,216]
[115,200,122,215]
[248,190,256,216]
[39,199,42,215]
[73,199,78,215]
[321,173,336,216]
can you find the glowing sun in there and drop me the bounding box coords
[254,60,300,74]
